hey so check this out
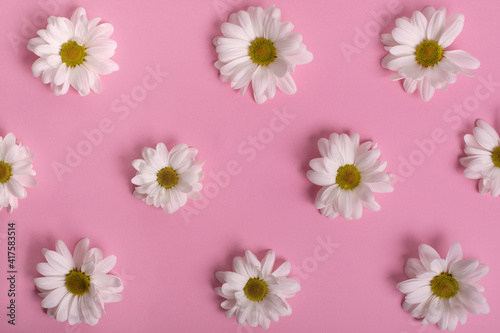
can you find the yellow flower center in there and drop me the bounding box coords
[65,269,91,296]
[336,165,361,190]
[415,40,443,67]
[249,38,277,66]
[0,161,12,183]
[244,278,268,302]
[431,272,459,299]
[157,167,178,189]
[492,146,500,168]
[60,41,86,67]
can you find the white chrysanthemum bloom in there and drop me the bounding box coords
[0,133,36,213]
[34,238,123,325]
[398,242,489,332]
[460,119,500,197]
[131,143,204,214]
[215,250,300,329]
[306,133,393,220]
[381,6,480,101]
[27,7,118,96]
[213,4,313,104]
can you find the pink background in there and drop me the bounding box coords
[1,0,500,332]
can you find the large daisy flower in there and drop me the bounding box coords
[460,119,500,197]
[306,133,393,220]
[131,143,204,214]
[381,6,480,101]
[213,4,313,104]
[0,133,36,213]
[398,242,489,331]
[27,7,118,96]
[34,238,123,325]
[215,250,300,329]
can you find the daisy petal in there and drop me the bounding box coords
[41,286,68,308]
[427,8,446,41]
[445,50,480,69]
[438,19,464,48]
[419,244,441,271]
[445,242,463,266]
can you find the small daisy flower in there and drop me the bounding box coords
[34,238,123,325]
[306,133,393,220]
[398,242,489,331]
[215,250,300,329]
[213,4,313,104]
[381,7,480,101]
[460,119,500,197]
[0,133,36,213]
[27,7,118,96]
[131,143,204,214]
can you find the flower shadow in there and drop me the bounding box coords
[118,137,178,193]
[299,128,360,203]
[455,117,476,172]
[210,247,281,314]
[208,1,266,104]
[25,233,60,312]
[388,234,445,306]
[16,7,77,75]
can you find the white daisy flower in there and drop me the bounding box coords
[27,7,118,96]
[398,242,489,331]
[0,133,36,213]
[215,250,300,329]
[34,238,123,325]
[131,143,204,214]
[306,133,393,220]
[460,119,500,197]
[381,6,480,101]
[213,4,313,104]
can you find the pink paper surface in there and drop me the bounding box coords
[1,0,500,332]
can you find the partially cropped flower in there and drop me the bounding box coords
[34,238,123,325]
[0,133,36,213]
[215,250,300,329]
[306,133,393,220]
[213,4,313,104]
[131,143,204,214]
[398,242,489,331]
[27,7,118,96]
[381,7,480,101]
[460,119,500,196]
